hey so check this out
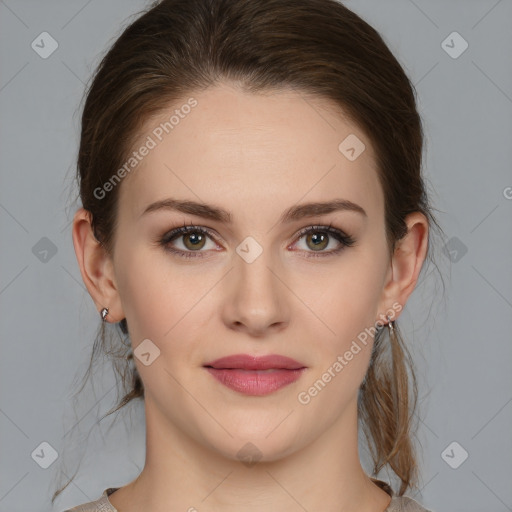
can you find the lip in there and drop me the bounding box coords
[203,354,306,370]
[203,354,307,396]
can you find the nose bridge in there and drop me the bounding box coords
[236,237,280,303]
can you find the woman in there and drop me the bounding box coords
[59,0,440,510]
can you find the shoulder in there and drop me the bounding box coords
[61,488,119,512]
[386,495,434,512]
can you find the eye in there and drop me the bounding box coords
[290,224,356,257]
[159,224,219,259]
[159,222,356,259]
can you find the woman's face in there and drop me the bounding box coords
[110,83,395,461]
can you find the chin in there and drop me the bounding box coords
[203,424,304,464]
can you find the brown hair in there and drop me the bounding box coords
[55,0,444,503]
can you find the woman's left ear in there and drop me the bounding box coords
[378,212,429,316]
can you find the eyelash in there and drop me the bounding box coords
[159,222,356,259]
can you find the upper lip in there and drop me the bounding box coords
[203,354,306,370]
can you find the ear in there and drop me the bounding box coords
[71,208,125,323]
[377,212,429,321]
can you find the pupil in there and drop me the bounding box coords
[312,233,324,245]
[189,233,202,245]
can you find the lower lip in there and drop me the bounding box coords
[204,367,306,396]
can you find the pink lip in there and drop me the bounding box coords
[203,354,307,396]
[204,354,305,370]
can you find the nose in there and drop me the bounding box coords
[221,248,290,337]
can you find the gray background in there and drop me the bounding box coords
[0,1,511,511]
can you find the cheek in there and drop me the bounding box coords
[303,249,387,347]
[114,247,207,398]
[114,244,220,366]
[114,244,190,340]
[294,258,385,415]
[293,249,388,408]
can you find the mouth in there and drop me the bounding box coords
[203,354,307,396]
[204,367,291,372]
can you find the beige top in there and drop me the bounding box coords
[63,485,433,511]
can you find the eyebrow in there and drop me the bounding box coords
[140,197,367,223]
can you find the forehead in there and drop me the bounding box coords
[118,83,384,225]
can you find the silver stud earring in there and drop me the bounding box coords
[386,314,394,335]
[100,307,109,322]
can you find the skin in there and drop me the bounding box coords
[73,82,429,512]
